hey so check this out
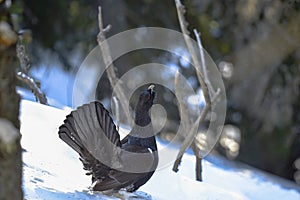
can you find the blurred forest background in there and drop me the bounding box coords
[1,0,299,186]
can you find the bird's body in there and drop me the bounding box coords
[58,86,157,192]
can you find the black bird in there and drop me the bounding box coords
[58,85,158,192]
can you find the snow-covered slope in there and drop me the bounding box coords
[20,100,300,200]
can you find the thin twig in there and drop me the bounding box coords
[174,0,210,104]
[174,71,191,132]
[16,42,47,104]
[173,155,183,172]
[112,96,120,132]
[193,29,215,95]
[16,44,30,73]
[97,6,133,126]
[16,72,47,104]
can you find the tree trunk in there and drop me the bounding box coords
[0,46,20,128]
[0,41,23,199]
[0,119,22,200]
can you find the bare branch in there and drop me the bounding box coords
[97,6,133,126]
[173,0,210,174]
[16,43,47,105]
[16,72,47,104]
[172,155,183,172]
[191,142,202,181]
[173,0,221,181]
[193,29,215,95]
[16,44,30,73]
[112,96,120,132]
[174,71,191,131]
[174,102,208,160]
[172,71,190,172]
[174,0,210,105]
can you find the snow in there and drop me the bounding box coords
[20,99,300,200]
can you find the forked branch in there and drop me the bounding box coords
[16,42,47,105]
[172,0,221,181]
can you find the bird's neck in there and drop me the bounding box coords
[134,110,151,126]
[127,110,157,151]
[127,135,157,151]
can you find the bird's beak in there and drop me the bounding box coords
[148,84,155,94]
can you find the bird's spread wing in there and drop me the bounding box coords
[58,101,123,174]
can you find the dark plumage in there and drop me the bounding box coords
[58,85,158,192]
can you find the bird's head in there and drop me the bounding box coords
[136,84,156,114]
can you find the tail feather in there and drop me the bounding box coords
[58,119,83,154]
[58,101,123,177]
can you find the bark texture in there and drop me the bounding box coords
[0,42,22,199]
[0,119,22,200]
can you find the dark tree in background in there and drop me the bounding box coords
[18,0,300,184]
[184,0,300,181]
[0,0,22,199]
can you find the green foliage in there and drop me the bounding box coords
[8,1,23,15]
[22,0,98,69]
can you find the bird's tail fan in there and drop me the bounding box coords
[59,114,84,154]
